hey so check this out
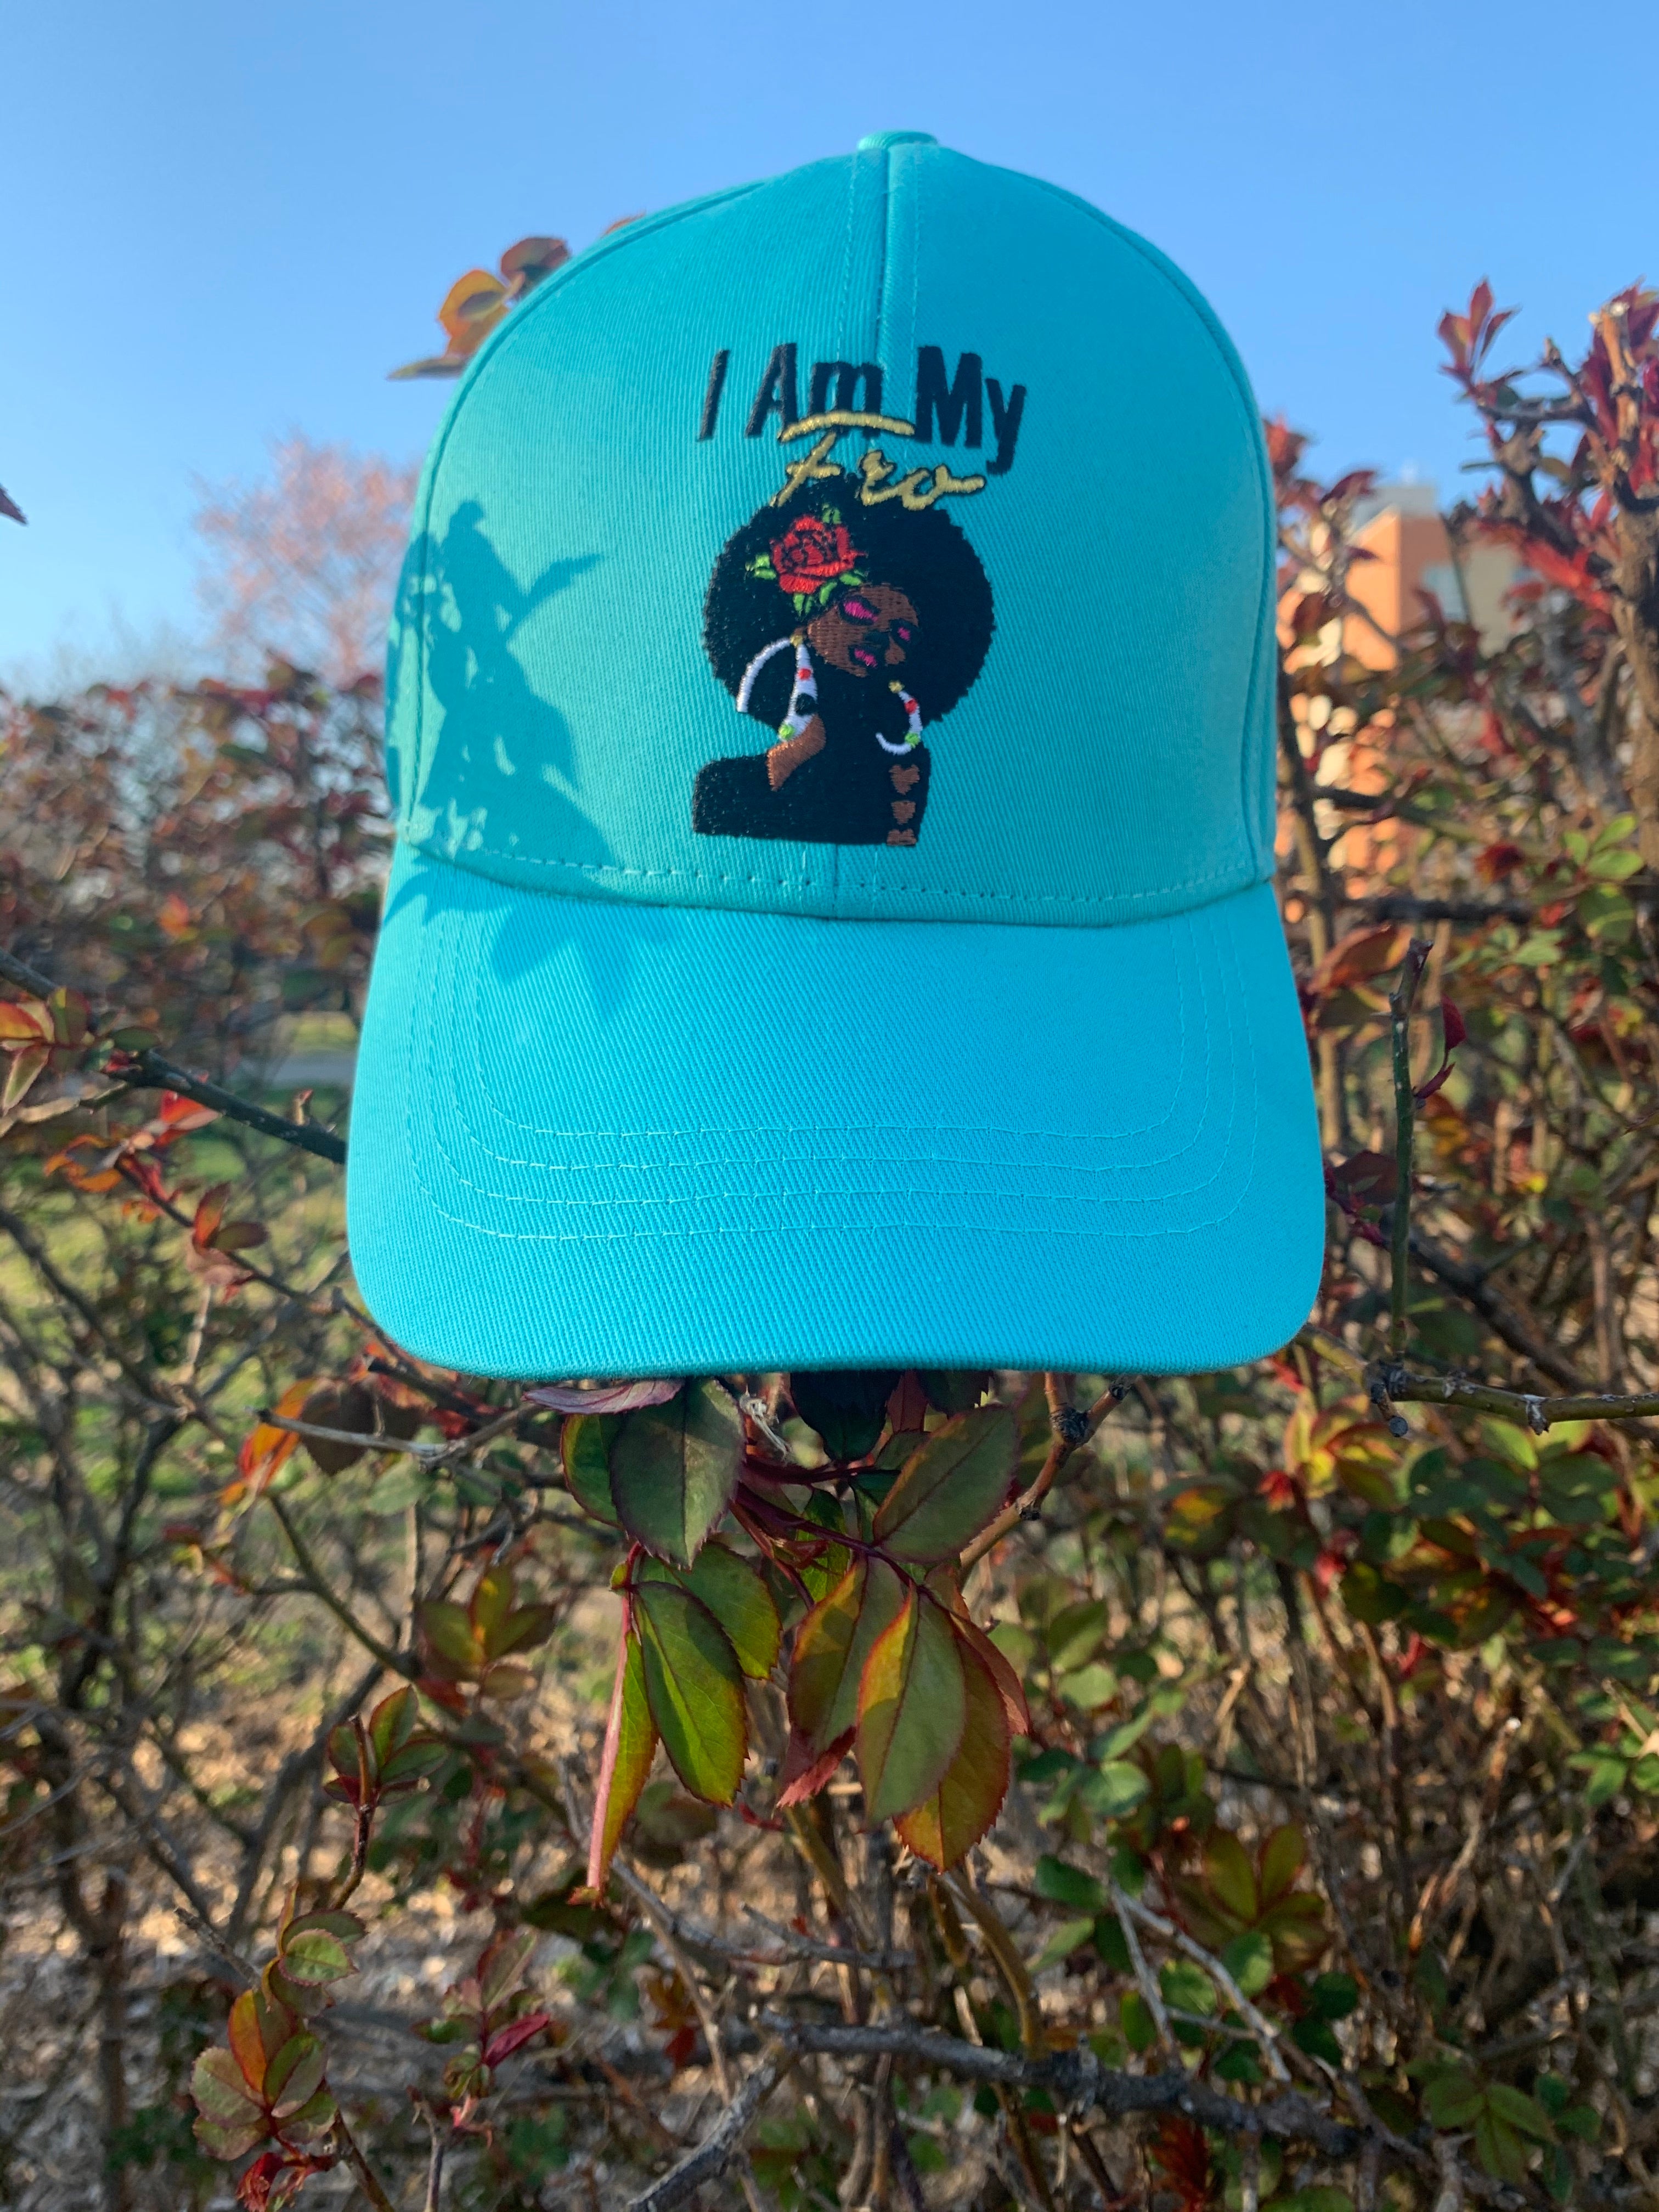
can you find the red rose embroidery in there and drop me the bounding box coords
[770,515,861,596]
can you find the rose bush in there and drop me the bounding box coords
[3,277,1659,2210]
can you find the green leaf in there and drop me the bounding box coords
[1259,1890,1328,1971]
[1291,2014,1342,2065]
[493,1601,559,1659]
[856,1590,967,1822]
[279,1928,354,1984]
[479,1928,538,2011]
[193,2114,269,2161]
[1486,2083,1554,2142]
[1221,1929,1274,1999]
[368,1688,419,1771]
[1424,2067,1484,2128]
[1093,1914,1131,1972]
[1076,1760,1150,1818]
[1204,1829,1259,1923]
[1120,1989,1156,2052]
[1573,1751,1628,1804]
[1055,1661,1116,1711]
[1030,1916,1097,1974]
[1310,1970,1359,2020]
[1160,1959,1216,2015]
[280,2085,338,2142]
[791,1370,900,1461]
[1579,883,1635,945]
[191,2045,264,2124]
[588,1628,657,1892]
[1046,1598,1109,1675]
[894,1635,1011,1867]
[799,1488,851,1602]
[918,1370,991,1415]
[611,1381,743,1565]
[1474,2109,1530,2183]
[1258,1823,1305,1902]
[283,1910,365,1944]
[648,1543,780,1680]
[420,1599,481,1672]
[873,1405,1018,1562]
[633,1580,746,1804]
[265,2032,326,2119]
[471,1564,516,1646]
[366,1462,427,1515]
[380,1737,448,1788]
[563,1413,621,1527]
[1034,1857,1107,1914]
[789,1556,906,1752]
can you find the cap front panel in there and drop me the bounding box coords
[387,145,1274,927]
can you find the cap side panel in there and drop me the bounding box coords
[390,173,777,847]
[1023,173,1279,873]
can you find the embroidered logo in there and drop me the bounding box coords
[695,466,995,847]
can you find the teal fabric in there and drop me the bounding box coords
[349,849,1322,1378]
[352,134,1323,1376]
[383,139,1276,924]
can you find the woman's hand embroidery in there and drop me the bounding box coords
[766,715,826,789]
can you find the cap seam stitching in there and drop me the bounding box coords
[1022,173,1275,875]
[403,830,1260,907]
[453,901,1201,1152]
[388,902,1260,1240]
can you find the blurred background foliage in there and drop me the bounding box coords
[2,276,1659,2211]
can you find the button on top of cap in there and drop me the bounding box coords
[857,129,937,150]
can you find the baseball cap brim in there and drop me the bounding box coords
[346,844,1324,1380]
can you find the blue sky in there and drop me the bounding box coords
[3,0,1656,682]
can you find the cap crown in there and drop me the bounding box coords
[386,138,1276,926]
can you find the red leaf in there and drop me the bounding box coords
[1149,2117,1211,2212]
[776,1725,853,1808]
[526,1378,682,1414]
[482,2011,551,2067]
[1476,842,1525,882]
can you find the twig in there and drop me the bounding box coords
[1432,2134,1465,2212]
[0,1198,174,1409]
[1389,938,1431,1357]
[175,1904,258,1988]
[332,2108,399,2211]
[1115,1889,1290,2082]
[945,1869,1045,2055]
[1355,894,1536,926]
[264,1493,411,1677]
[0,943,347,1164]
[263,1406,523,1468]
[1375,1363,1659,1434]
[611,1863,735,2100]
[1240,2132,1261,2212]
[1409,1226,1585,1391]
[624,2044,789,2212]
[740,1903,913,1972]
[757,2017,1359,2154]
[959,1379,1130,1572]
[1107,1884,1175,2056]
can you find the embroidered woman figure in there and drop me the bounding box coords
[694,470,994,845]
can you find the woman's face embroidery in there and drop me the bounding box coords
[696,469,995,847]
[808,583,919,677]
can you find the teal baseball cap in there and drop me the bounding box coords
[347,131,1324,1380]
